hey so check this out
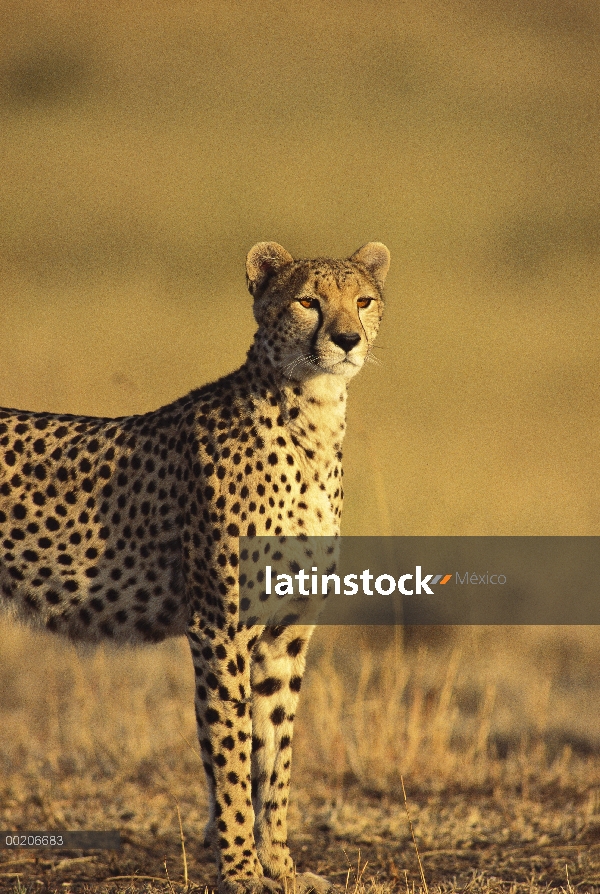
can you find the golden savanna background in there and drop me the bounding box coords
[0,1,599,892]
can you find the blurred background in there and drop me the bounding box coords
[1,0,598,536]
[0,1,599,875]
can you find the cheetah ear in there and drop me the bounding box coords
[246,242,294,296]
[350,242,391,288]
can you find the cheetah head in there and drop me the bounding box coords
[246,242,390,382]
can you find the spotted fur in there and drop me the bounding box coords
[0,242,390,894]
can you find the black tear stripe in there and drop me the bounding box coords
[309,302,324,357]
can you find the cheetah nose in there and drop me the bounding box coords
[331,332,361,353]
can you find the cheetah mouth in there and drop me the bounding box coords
[282,353,361,379]
[327,355,362,372]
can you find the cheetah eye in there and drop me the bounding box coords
[357,297,372,309]
[298,297,318,309]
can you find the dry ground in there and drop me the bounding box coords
[0,625,599,894]
[1,1,600,892]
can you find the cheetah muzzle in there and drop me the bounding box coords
[0,241,390,893]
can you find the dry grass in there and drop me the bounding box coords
[1,1,599,892]
[1,624,599,893]
[297,627,600,792]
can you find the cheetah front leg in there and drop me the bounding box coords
[187,625,282,894]
[250,626,334,894]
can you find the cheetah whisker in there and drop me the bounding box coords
[283,354,321,379]
[364,346,381,366]
[282,355,309,375]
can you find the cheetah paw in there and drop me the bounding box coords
[288,872,338,894]
[220,877,283,894]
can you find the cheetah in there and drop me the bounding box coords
[0,241,390,894]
